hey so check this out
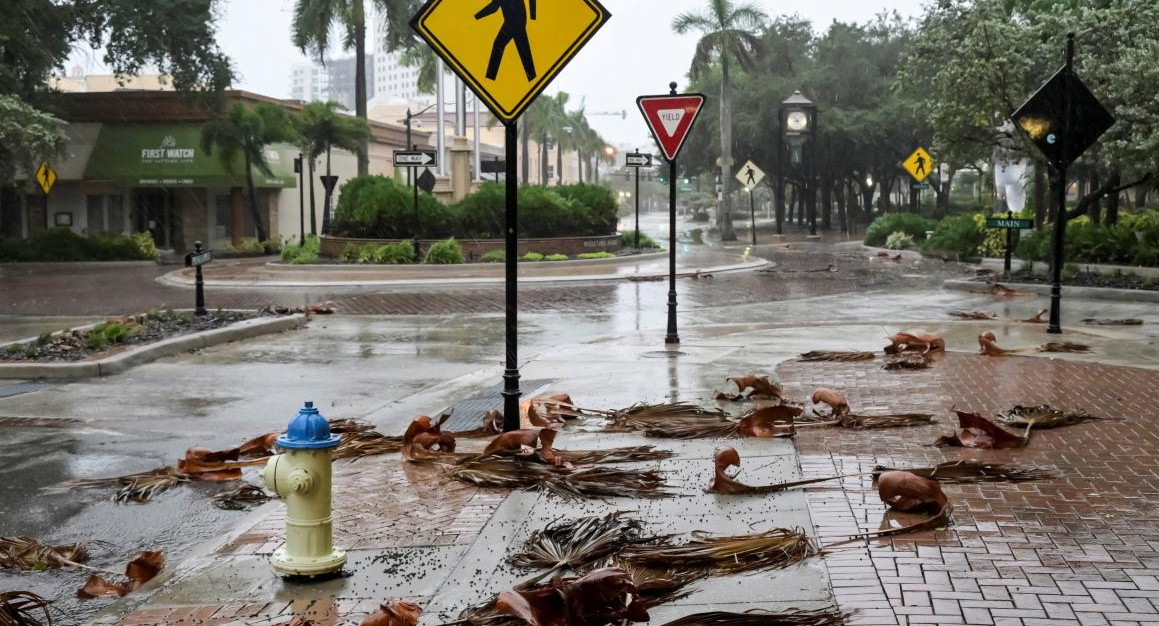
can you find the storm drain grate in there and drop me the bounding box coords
[0,383,50,399]
[440,378,554,432]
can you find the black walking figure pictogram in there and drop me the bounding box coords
[476,0,537,82]
[745,166,756,185]
[914,153,927,176]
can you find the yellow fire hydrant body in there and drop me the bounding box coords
[261,401,346,577]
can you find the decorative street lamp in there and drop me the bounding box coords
[780,91,819,236]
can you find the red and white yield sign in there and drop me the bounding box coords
[637,93,706,162]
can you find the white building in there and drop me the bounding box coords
[289,62,330,104]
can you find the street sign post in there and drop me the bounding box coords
[1010,33,1114,334]
[625,150,653,249]
[987,213,1036,277]
[736,161,766,246]
[412,0,610,431]
[393,150,438,167]
[638,84,707,346]
[35,162,57,231]
[902,147,935,213]
[183,242,212,316]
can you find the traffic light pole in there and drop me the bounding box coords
[502,121,522,431]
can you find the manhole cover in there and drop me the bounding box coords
[439,378,554,431]
[640,351,687,358]
[0,383,50,399]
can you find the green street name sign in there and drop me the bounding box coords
[986,218,1035,229]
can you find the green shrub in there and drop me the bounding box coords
[577,252,614,259]
[0,229,159,262]
[924,215,985,257]
[620,230,659,249]
[86,333,107,350]
[333,175,455,239]
[863,214,937,247]
[36,332,52,345]
[340,243,360,263]
[455,182,506,239]
[516,186,586,238]
[885,231,915,250]
[689,229,704,245]
[423,238,464,264]
[544,254,569,261]
[480,250,506,263]
[554,183,619,234]
[284,235,321,265]
[227,238,266,254]
[521,252,544,262]
[371,240,415,264]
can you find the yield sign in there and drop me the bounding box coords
[637,93,706,162]
[411,0,610,123]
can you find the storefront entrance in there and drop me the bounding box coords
[133,189,178,249]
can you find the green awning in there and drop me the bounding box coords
[84,123,296,189]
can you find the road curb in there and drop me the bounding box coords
[0,315,307,380]
[943,278,1159,303]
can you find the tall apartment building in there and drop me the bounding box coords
[288,54,374,111]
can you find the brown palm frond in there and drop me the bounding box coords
[615,402,728,421]
[510,513,643,582]
[1038,341,1091,353]
[555,446,674,464]
[797,413,934,429]
[327,418,374,434]
[948,310,997,320]
[882,353,932,370]
[446,457,668,499]
[612,560,702,608]
[63,467,188,503]
[876,461,1056,483]
[212,484,273,510]
[658,608,851,626]
[1,537,88,570]
[798,350,875,362]
[827,504,953,547]
[635,418,741,440]
[611,403,739,439]
[1,591,53,626]
[1082,318,1143,326]
[996,405,1107,429]
[333,430,403,460]
[621,528,815,576]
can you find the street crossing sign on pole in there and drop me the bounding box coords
[736,160,765,189]
[35,162,57,195]
[393,150,438,167]
[637,93,706,162]
[902,147,935,183]
[625,153,653,168]
[411,0,610,123]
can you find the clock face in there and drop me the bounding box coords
[787,111,809,132]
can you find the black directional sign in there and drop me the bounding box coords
[987,217,1035,230]
[1011,67,1114,168]
[625,153,653,168]
[185,251,213,267]
[393,150,438,168]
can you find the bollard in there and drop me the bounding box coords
[260,401,346,577]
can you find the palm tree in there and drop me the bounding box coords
[297,101,371,234]
[673,0,767,241]
[202,103,296,244]
[292,0,412,176]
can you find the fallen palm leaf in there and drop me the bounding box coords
[707,447,818,495]
[77,550,164,599]
[496,568,649,626]
[935,410,1030,449]
[239,432,279,457]
[948,310,997,320]
[996,404,1106,429]
[810,389,848,417]
[797,351,875,362]
[333,430,404,460]
[1082,318,1143,326]
[612,559,701,608]
[328,418,375,434]
[63,467,188,503]
[554,446,673,464]
[0,537,87,570]
[713,376,782,401]
[797,412,934,429]
[1023,309,1049,323]
[876,460,1055,483]
[737,404,800,438]
[884,332,945,355]
[977,332,1026,356]
[1038,341,1091,353]
[1,591,52,626]
[974,283,1019,296]
[447,457,668,499]
[403,414,458,462]
[511,513,644,585]
[212,484,272,510]
[621,529,815,576]
[878,471,947,513]
[361,600,422,626]
[657,608,851,626]
[882,353,932,370]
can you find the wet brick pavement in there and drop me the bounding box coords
[778,353,1159,625]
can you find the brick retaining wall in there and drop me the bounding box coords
[320,235,622,260]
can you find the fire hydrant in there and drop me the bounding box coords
[261,401,346,577]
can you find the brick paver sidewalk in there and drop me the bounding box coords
[778,353,1159,625]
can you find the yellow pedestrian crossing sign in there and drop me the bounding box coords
[902,147,935,183]
[411,0,610,123]
[736,160,765,189]
[35,162,57,195]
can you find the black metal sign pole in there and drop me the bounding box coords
[634,150,641,249]
[413,145,422,261]
[1048,34,1074,335]
[1004,211,1014,277]
[193,241,208,317]
[666,156,680,345]
[750,189,757,246]
[502,121,522,431]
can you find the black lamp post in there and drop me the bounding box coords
[781,91,818,236]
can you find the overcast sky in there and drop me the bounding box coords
[81,0,927,143]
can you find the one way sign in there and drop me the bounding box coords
[393,150,438,167]
[625,153,653,168]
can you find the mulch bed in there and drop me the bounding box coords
[1006,269,1159,291]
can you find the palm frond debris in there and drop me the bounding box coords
[1038,341,1091,353]
[621,528,815,576]
[657,608,851,626]
[798,350,875,362]
[446,456,668,499]
[1,537,88,570]
[1,591,53,626]
[997,404,1107,429]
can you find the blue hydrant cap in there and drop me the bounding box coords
[277,401,342,450]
